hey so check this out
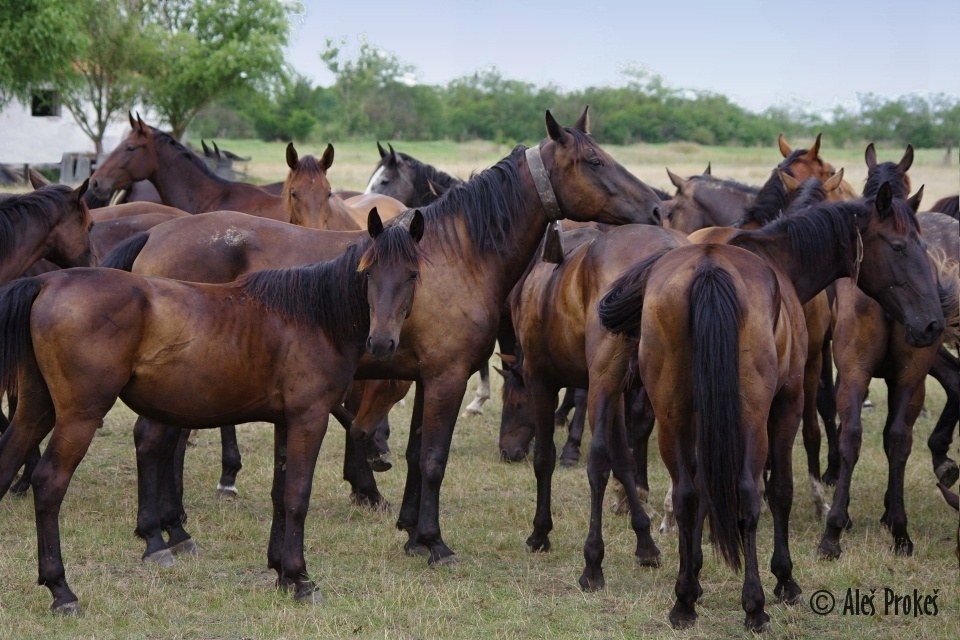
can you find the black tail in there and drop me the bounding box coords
[0,278,43,393]
[99,231,149,271]
[689,263,744,571]
[598,249,672,337]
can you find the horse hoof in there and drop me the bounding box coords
[668,607,696,629]
[143,548,176,567]
[368,454,392,472]
[817,539,841,561]
[635,552,661,568]
[52,600,82,617]
[294,584,324,605]
[893,539,914,556]
[169,539,200,556]
[429,552,459,567]
[525,536,551,553]
[578,573,605,592]
[216,484,239,500]
[935,460,959,488]
[745,612,771,633]
[404,542,430,558]
[775,580,802,605]
[559,457,578,468]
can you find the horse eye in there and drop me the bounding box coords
[408,270,419,281]
[588,156,603,167]
[125,145,137,152]
[891,241,906,253]
[290,190,298,199]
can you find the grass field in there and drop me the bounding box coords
[0,139,957,639]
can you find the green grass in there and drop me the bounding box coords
[0,373,957,639]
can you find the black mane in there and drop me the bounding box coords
[151,127,230,185]
[0,185,74,257]
[397,151,462,205]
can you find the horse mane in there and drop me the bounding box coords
[239,242,369,341]
[736,170,789,227]
[930,195,959,219]
[651,185,673,201]
[929,247,959,348]
[402,145,529,258]
[150,127,230,185]
[0,185,74,257]
[397,151,462,200]
[788,177,828,211]
[690,174,759,208]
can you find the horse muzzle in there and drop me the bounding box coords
[366,335,398,360]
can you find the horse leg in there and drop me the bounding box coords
[818,339,840,485]
[277,407,331,603]
[801,349,830,519]
[739,462,769,632]
[267,422,288,579]
[555,387,577,428]
[559,387,587,467]
[0,394,55,501]
[406,372,470,565]
[216,425,242,499]
[526,380,561,553]
[612,385,656,517]
[818,371,870,560]
[396,382,426,553]
[580,391,614,591]
[668,467,704,629]
[33,415,103,615]
[767,392,802,606]
[927,348,959,488]
[369,414,392,471]
[134,417,183,566]
[337,397,388,510]
[462,361,491,416]
[879,378,926,556]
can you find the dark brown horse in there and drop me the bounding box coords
[818,145,957,559]
[598,185,943,630]
[497,223,688,589]
[0,210,425,614]
[0,181,95,284]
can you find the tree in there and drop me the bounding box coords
[0,0,84,105]
[137,0,292,139]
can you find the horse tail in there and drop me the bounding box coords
[99,231,149,271]
[689,262,744,571]
[0,277,43,394]
[598,248,672,337]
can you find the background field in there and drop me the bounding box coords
[0,140,957,639]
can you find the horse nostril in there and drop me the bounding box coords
[652,205,662,223]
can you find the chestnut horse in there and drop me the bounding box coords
[0,210,425,614]
[598,184,943,630]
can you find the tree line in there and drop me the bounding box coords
[2,2,956,154]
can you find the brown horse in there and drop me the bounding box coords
[0,181,95,284]
[100,212,398,504]
[777,132,857,200]
[0,210,425,614]
[817,145,956,559]
[283,142,406,230]
[87,114,316,223]
[598,185,943,630]
[497,223,688,589]
[930,194,959,220]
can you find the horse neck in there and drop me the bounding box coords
[0,216,56,283]
[731,215,854,304]
[149,143,226,213]
[327,196,365,230]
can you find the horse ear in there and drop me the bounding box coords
[135,112,145,132]
[409,209,425,243]
[897,144,914,174]
[806,133,822,159]
[376,141,388,159]
[367,207,384,238]
[388,143,398,164]
[703,162,712,176]
[545,109,566,143]
[864,143,877,170]
[574,105,590,134]
[823,167,845,192]
[777,169,801,192]
[28,167,51,189]
[212,141,222,158]
[875,181,894,219]
[321,143,335,171]
[285,142,299,170]
[666,168,687,191]
[907,184,924,213]
[201,140,211,157]
[128,111,136,129]
[75,178,90,202]
[777,133,792,158]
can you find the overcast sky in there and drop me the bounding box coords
[285,0,957,115]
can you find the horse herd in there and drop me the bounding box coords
[0,107,957,631]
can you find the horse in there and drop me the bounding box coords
[364,141,463,207]
[663,170,758,233]
[0,209,425,614]
[496,223,688,588]
[817,145,957,559]
[87,113,311,223]
[597,182,943,630]
[929,194,959,220]
[100,212,398,503]
[284,142,407,230]
[0,181,95,284]
[777,132,857,200]
[361,144,494,417]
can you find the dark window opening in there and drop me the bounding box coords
[31,90,60,117]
